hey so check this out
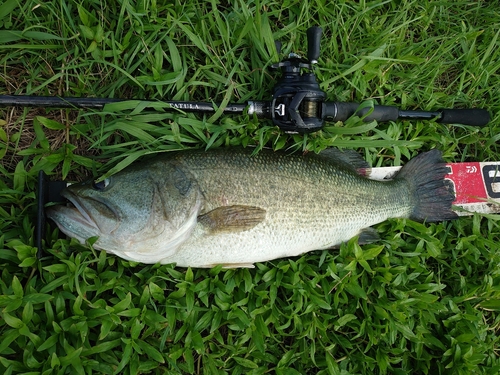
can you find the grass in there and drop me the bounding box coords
[1,0,500,374]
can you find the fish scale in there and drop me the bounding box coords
[151,149,424,266]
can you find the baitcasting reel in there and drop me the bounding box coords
[266,27,326,132]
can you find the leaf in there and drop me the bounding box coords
[254,314,270,337]
[39,275,69,293]
[309,294,332,310]
[0,329,19,353]
[327,120,378,135]
[136,340,165,363]
[233,357,258,369]
[171,20,209,55]
[2,298,23,313]
[112,292,131,313]
[208,82,236,123]
[79,25,94,40]
[478,299,500,311]
[59,347,83,367]
[148,282,165,303]
[37,334,59,352]
[36,116,66,130]
[87,40,97,53]
[345,280,367,300]
[1,312,24,329]
[43,264,67,273]
[426,240,442,258]
[114,342,133,374]
[228,307,251,328]
[117,308,141,317]
[193,310,213,332]
[136,71,182,86]
[362,245,384,260]
[130,318,144,340]
[252,328,265,353]
[21,302,33,323]
[165,36,182,72]
[185,267,194,282]
[81,339,121,356]
[0,30,65,43]
[325,352,340,375]
[11,275,23,298]
[18,257,37,268]
[335,314,358,329]
[193,278,210,293]
[0,0,18,21]
[13,160,25,191]
[14,244,36,261]
[154,43,163,75]
[395,322,418,341]
[96,150,148,181]
[188,331,204,353]
[143,310,168,325]
[94,24,104,42]
[183,349,194,373]
[77,4,90,26]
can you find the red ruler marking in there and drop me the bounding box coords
[446,162,487,204]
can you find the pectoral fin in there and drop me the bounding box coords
[198,205,266,234]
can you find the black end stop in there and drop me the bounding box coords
[36,171,67,258]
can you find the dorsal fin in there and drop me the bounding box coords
[313,148,371,176]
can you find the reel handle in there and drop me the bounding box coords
[306,26,322,64]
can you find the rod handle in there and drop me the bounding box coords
[324,102,399,122]
[438,108,490,127]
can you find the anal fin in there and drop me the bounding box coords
[358,227,380,244]
[204,263,256,269]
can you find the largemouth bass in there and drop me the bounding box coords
[46,148,457,267]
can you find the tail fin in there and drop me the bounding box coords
[394,149,457,222]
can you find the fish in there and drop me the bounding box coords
[46,147,457,268]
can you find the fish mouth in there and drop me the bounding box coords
[58,189,120,236]
[59,190,99,230]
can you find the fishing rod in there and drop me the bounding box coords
[0,27,490,133]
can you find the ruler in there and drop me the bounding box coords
[370,162,500,216]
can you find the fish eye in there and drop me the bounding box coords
[92,178,109,190]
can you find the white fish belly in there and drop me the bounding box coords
[160,205,396,267]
